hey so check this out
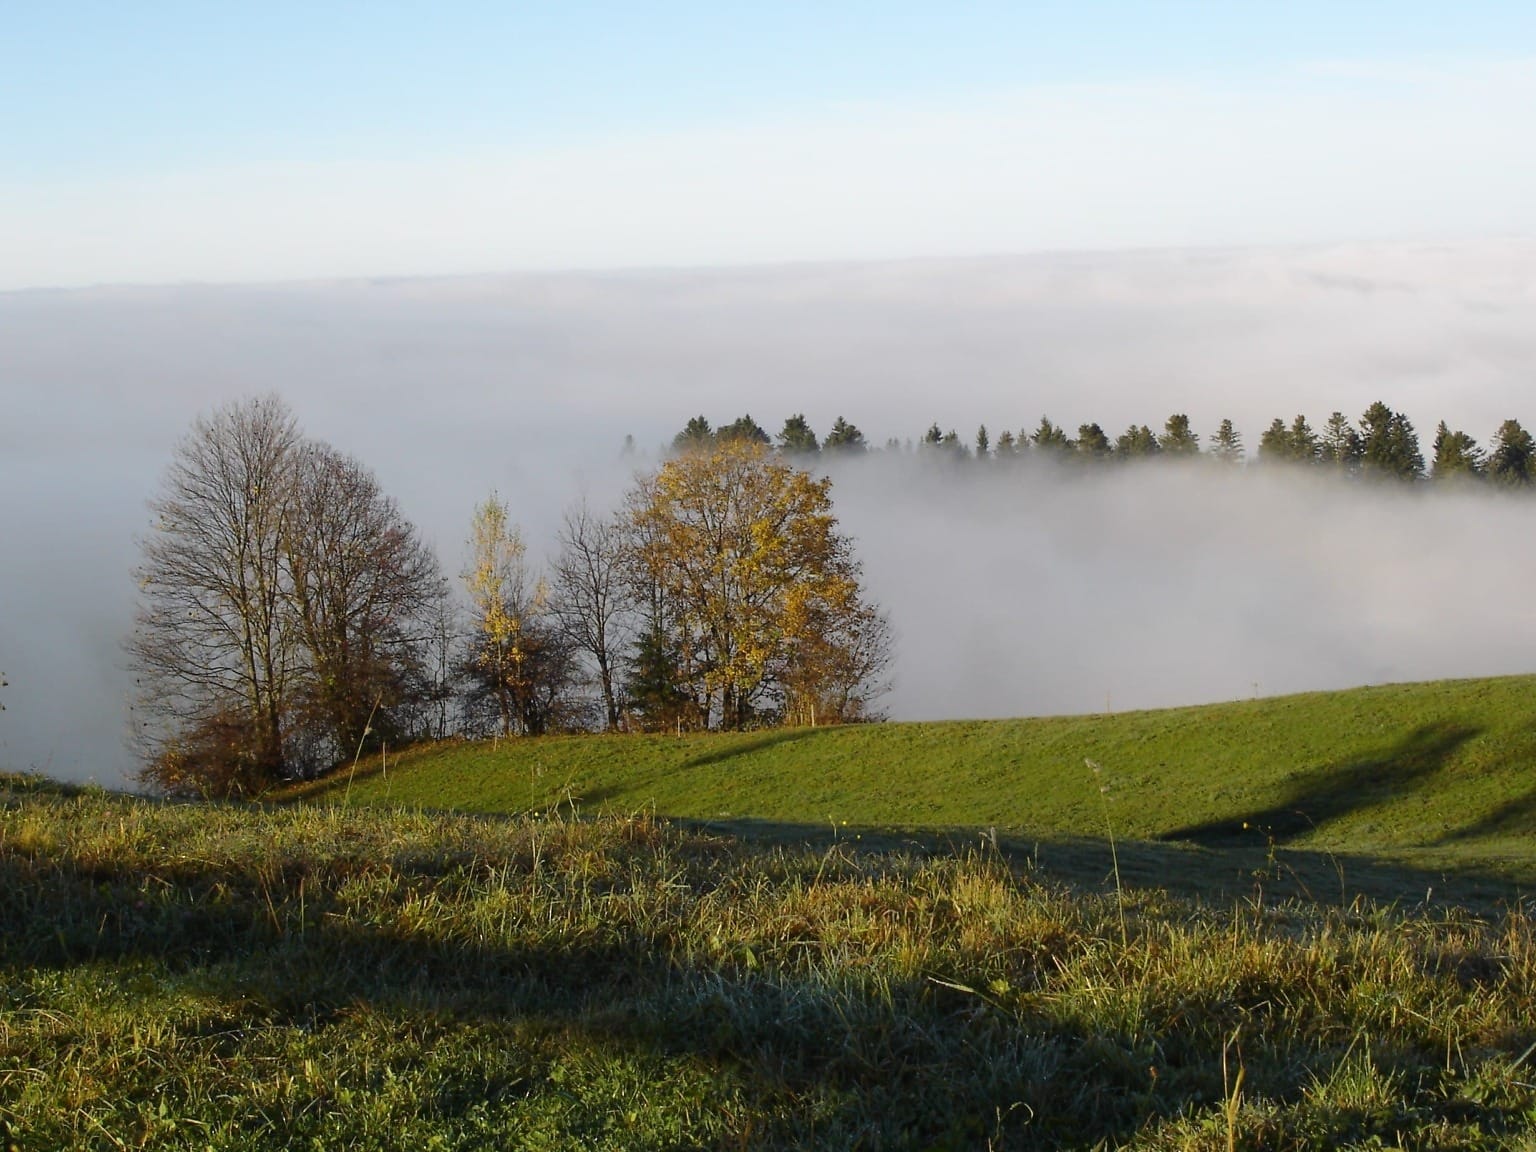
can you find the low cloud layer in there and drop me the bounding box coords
[2,241,1534,783]
[832,457,1536,721]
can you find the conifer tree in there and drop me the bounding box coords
[1158,413,1200,455]
[1288,415,1320,463]
[1114,424,1160,458]
[1210,419,1243,464]
[777,414,820,455]
[673,416,714,452]
[1430,421,1484,481]
[1486,419,1535,486]
[1259,417,1291,462]
[1359,401,1424,480]
[1075,423,1111,458]
[1031,417,1071,452]
[718,414,771,445]
[1319,412,1363,473]
[823,417,867,453]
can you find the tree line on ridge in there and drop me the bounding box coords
[682,404,1536,485]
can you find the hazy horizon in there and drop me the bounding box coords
[3,242,1535,785]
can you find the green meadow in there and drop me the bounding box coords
[295,674,1536,899]
[5,675,1536,1148]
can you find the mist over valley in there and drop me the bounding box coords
[3,240,1536,784]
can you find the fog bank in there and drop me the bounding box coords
[831,457,1536,721]
[2,241,1535,783]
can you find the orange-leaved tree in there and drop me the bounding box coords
[625,439,889,730]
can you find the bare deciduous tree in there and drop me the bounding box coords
[132,395,446,794]
[132,394,301,789]
[286,441,445,766]
[550,499,630,730]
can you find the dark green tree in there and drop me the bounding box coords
[1210,419,1243,464]
[1359,401,1423,480]
[1486,419,1535,487]
[673,415,714,452]
[1158,413,1200,456]
[1258,417,1290,462]
[1429,421,1484,482]
[994,429,1017,457]
[777,414,820,455]
[1288,415,1319,464]
[623,628,693,733]
[823,416,867,453]
[1319,412,1363,474]
[1114,424,1160,458]
[718,414,771,445]
[974,424,990,458]
[1031,416,1072,452]
[1075,423,1111,459]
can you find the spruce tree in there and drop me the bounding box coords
[1075,423,1112,459]
[1486,419,1535,486]
[1158,413,1200,455]
[1359,401,1423,480]
[718,414,771,445]
[1210,419,1243,464]
[673,415,714,452]
[777,414,820,455]
[1429,421,1484,481]
[823,417,867,453]
[1319,412,1363,474]
[1114,424,1160,458]
[1288,415,1319,464]
[1031,417,1071,452]
[1258,418,1290,462]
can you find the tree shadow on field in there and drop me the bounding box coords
[1441,786,1536,843]
[679,727,827,771]
[3,814,1531,1150]
[692,816,1527,912]
[1162,722,1477,847]
[1437,719,1536,845]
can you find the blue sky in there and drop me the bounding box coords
[4,2,1536,287]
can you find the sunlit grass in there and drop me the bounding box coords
[3,776,1535,1148]
[292,674,1536,890]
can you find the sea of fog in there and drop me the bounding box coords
[2,240,1535,785]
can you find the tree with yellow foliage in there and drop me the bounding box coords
[625,440,889,730]
[462,495,548,737]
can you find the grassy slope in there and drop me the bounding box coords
[3,777,1535,1149]
[297,676,1536,883]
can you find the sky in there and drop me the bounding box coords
[4,2,1536,288]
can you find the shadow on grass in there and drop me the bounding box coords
[678,726,828,770]
[689,815,1528,913]
[1161,722,1478,847]
[0,843,1194,1148]
[1442,786,1536,843]
[6,831,1526,1150]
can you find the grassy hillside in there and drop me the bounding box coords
[3,775,1535,1149]
[295,675,1536,888]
